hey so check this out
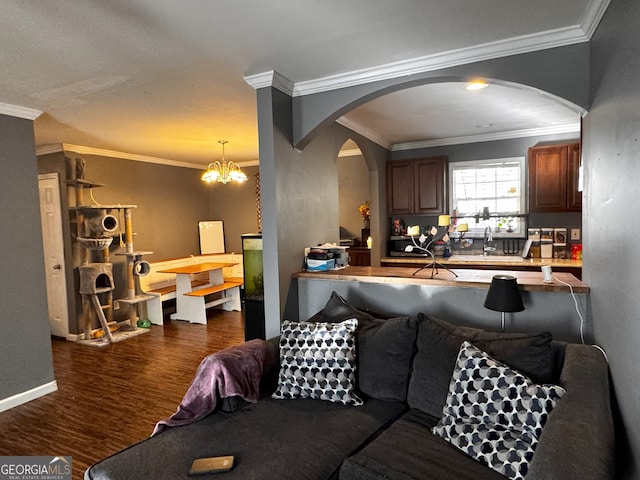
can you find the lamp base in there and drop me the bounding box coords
[412,259,459,279]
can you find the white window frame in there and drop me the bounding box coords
[448,157,526,238]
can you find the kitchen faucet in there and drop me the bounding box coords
[483,226,496,255]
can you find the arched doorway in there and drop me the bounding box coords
[337,139,370,246]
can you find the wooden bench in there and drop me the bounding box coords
[181,281,243,321]
[184,281,243,298]
[140,254,243,325]
[148,279,207,298]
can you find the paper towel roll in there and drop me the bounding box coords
[542,265,553,283]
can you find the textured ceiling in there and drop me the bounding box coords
[0,1,608,166]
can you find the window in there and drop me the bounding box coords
[449,157,525,237]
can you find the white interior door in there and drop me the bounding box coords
[38,173,69,338]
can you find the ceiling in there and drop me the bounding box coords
[1,1,609,167]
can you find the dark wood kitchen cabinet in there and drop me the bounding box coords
[387,156,447,215]
[528,143,581,212]
[347,247,371,266]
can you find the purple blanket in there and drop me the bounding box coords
[152,339,267,436]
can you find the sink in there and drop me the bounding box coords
[450,255,525,263]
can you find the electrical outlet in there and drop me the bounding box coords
[113,300,120,310]
[570,228,581,241]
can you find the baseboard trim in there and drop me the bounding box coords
[0,381,58,413]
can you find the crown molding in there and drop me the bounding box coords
[295,26,590,96]
[244,1,609,99]
[37,144,206,169]
[37,143,260,168]
[246,23,595,97]
[0,102,42,120]
[336,117,391,150]
[244,70,294,96]
[36,144,65,156]
[582,0,611,39]
[392,124,581,151]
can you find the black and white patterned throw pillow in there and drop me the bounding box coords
[272,319,363,406]
[433,341,565,480]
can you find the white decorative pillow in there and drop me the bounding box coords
[432,341,565,480]
[272,319,363,406]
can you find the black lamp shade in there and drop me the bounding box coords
[484,275,525,312]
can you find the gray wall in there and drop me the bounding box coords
[585,0,640,476]
[0,114,56,402]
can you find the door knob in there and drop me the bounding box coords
[53,264,62,270]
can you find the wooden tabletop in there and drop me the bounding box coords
[294,266,589,294]
[159,262,237,274]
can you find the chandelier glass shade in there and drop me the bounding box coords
[201,140,247,184]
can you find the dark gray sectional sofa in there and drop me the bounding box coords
[85,293,614,480]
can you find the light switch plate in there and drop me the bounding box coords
[570,228,581,241]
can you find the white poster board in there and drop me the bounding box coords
[199,221,225,254]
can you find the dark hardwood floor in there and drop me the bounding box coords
[0,309,245,480]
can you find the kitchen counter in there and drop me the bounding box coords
[294,265,587,294]
[381,255,582,278]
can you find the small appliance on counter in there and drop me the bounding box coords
[304,244,349,270]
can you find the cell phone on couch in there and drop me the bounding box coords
[188,455,235,475]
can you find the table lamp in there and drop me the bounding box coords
[406,215,457,278]
[483,274,525,332]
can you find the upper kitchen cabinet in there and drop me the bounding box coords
[387,156,448,215]
[528,143,581,213]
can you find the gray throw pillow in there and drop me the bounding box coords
[318,291,378,327]
[315,292,418,402]
[407,314,555,418]
[357,315,418,401]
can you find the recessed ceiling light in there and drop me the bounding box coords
[464,80,489,91]
[475,123,494,129]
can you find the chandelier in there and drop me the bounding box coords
[201,140,248,184]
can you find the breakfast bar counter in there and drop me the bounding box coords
[293,266,590,343]
[294,265,587,293]
[381,256,582,278]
